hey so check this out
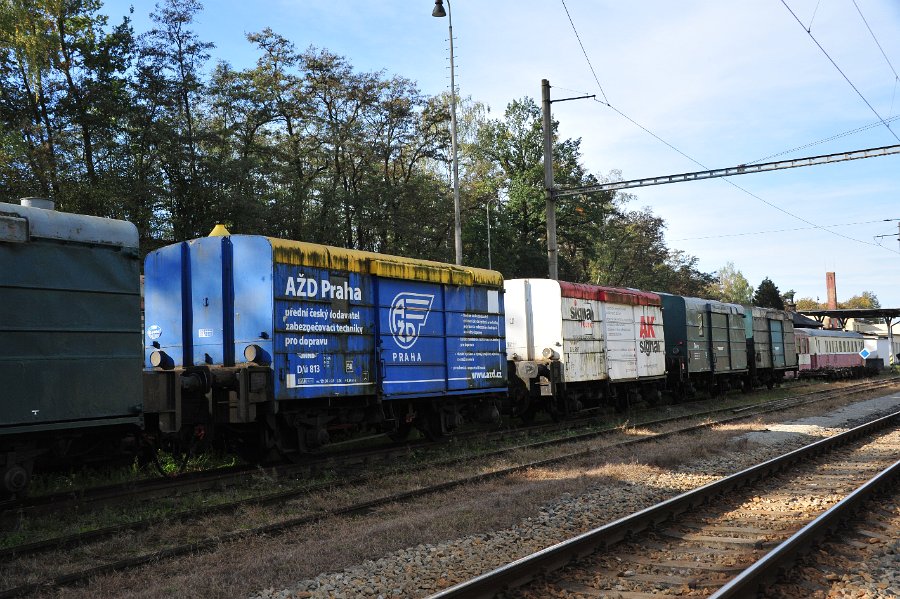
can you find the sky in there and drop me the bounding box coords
[103,1,900,307]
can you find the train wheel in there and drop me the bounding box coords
[415,405,446,441]
[388,419,414,442]
[519,403,538,425]
[642,385,662,407]
[614,393,629,413]
[1,463,31,497]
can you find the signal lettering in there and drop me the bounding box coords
[639,316,656,339]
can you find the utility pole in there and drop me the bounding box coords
[432,0,462,265]
[542,79,595,280]
[542,80,557,280]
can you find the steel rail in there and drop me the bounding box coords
[426,410,900,598]
[1,395,896,596]
[4,377,891,521]
[1,378,894,564]
[710,457,900,599]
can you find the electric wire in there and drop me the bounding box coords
[851,0,900,118]
[710,176,898,253]
[557,0,900,254]
[560,0,608,104]
[747,115,900,165]
[670,218,900,242]
[851,0,899,81]
[806,0,822,32]
[781,0,900,143]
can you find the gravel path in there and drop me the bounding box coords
[250,391,900,599]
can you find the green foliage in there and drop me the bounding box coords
[839,291,880,310]
[795,297,822,310]
[753,277,785,309]
[712,262,754,304]
[466,98,712,292]
[0,0,713,293]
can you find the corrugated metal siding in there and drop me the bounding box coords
[783,318,797,368]
[1,212,142,431]
[560,294,605,382]
[677,297,746,374]
[144,235,507,402]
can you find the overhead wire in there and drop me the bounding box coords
[780,0,900,143]
[806,0,822,32]
[850,0,900,118]
[556,0,899,254]
[560,0,608,105]
[670,218,900,242]
[747,115,900,165]
[851,0,899,81]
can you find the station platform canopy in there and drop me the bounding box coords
[800,308,900,322]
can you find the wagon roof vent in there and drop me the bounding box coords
[19,197,55,210]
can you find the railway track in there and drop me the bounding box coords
[4,377,891,523]
[2,378,893,560]
[0,379,896,597]
[428,411,900,598]
[758,484,900,598]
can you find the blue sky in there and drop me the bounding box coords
[106,1,900,307]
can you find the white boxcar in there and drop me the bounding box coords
[505,279,665,408]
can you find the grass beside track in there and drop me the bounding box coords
[4,377,895,553]
[0,377,897,598]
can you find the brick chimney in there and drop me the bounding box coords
[824,272,840,329]
[825,272,838,310]
[825,272,837,310]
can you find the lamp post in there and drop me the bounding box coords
[486,198,492,270]
[432,0,462,266]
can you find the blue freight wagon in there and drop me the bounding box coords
[0,199,142,495]
[143,228,507,452]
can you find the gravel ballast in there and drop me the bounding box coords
[250,391,900,599]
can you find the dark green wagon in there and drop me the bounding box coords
[659,293,748,398]
[0,199,142,494]
[744,306,798,387]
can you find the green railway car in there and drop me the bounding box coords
[0,199,142,495]
[659,293,748,398]
[744,306,798,387]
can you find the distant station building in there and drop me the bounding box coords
[800,309,900,370]
[796,272,899,370]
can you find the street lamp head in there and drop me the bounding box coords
[432,0,447,18]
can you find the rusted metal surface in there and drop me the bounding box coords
[506,279,665,384]
[268,237,503,288]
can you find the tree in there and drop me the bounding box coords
[796,297,823,311]
[712,262,753,304]
[754,277,784,309]
[465,97,713,291]
[0,0,134,213]
[840,291,880,310]
[649,250,716,296]
[134,0,214,241]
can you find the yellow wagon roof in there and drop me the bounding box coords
[267,237,503,288]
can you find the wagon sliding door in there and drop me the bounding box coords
[770,318,786,368]
[706,304,746,373]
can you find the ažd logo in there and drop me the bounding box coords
[389,292,435,349]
